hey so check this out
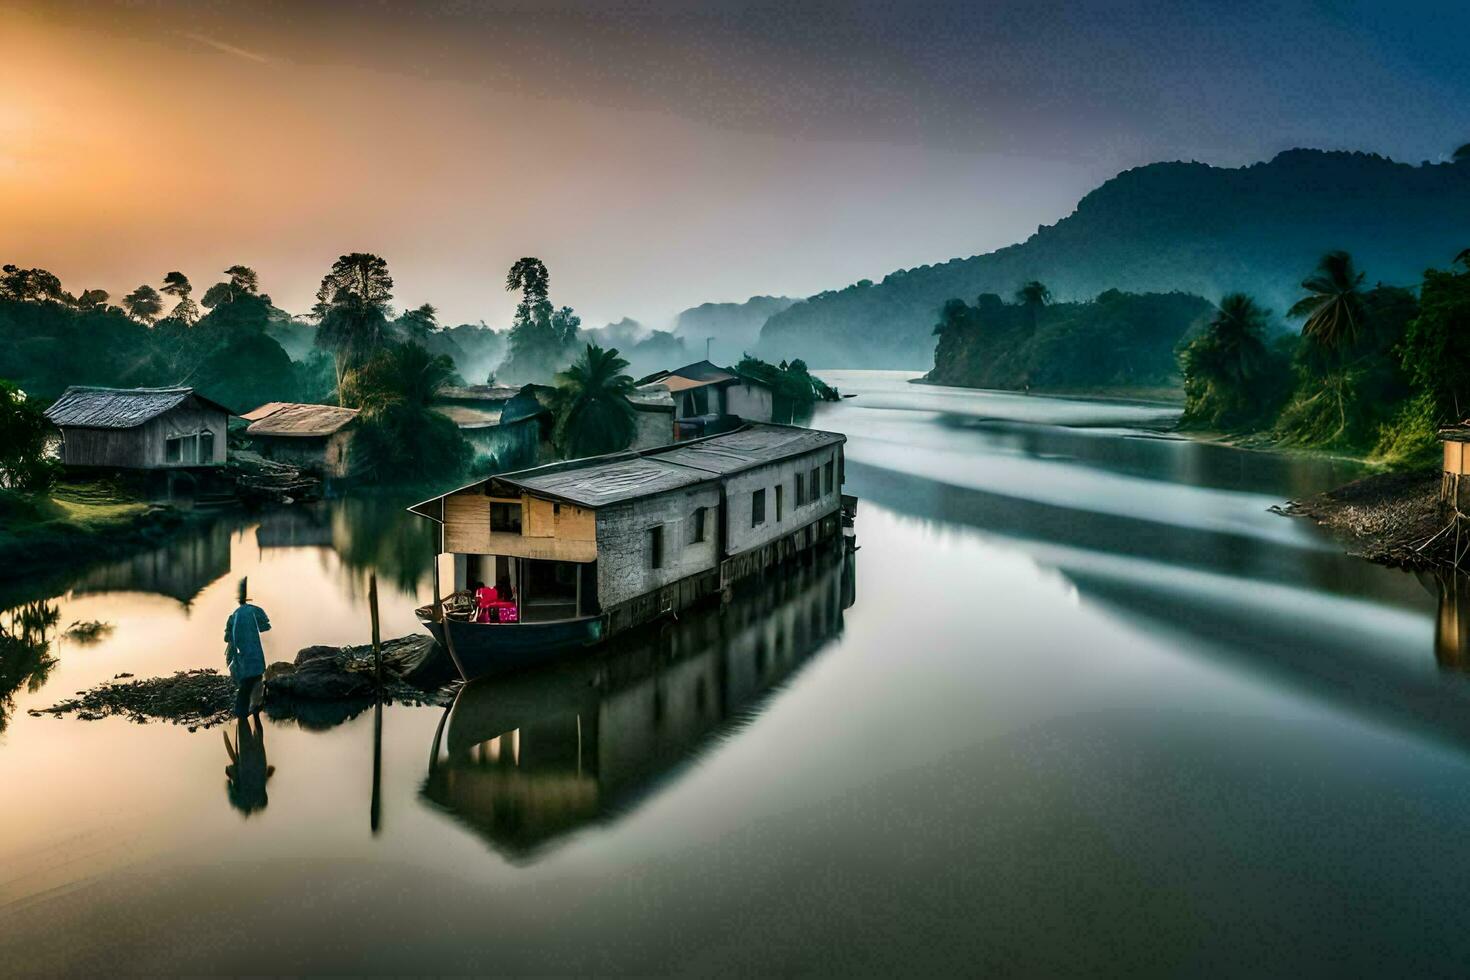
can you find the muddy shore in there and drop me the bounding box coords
[1278,468,1451,570]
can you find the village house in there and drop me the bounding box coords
[411,422,847,647]
[242,402,361,478]
[636,360,774,439]
[1440,425,1470,513]
[433,383,558,470]
[44,386,231,470]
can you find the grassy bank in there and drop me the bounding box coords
[0,481,198,581]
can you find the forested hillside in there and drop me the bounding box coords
[674,295,796,365]
[758,150,1470,367]
[926,290,1213,391]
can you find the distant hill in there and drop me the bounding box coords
[757,150,1470,367]
[673,295,796,365]
[926,290,1213,392]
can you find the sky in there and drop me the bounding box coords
[4,0,1470,329]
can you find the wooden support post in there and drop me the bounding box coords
[369,572,382,688]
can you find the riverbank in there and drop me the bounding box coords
[0,482,205,583]
[1279,469,1449,569]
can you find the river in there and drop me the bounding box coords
[4,370,1470,973]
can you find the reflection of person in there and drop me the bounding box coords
[223,715,274,814]
[224,577,271,719]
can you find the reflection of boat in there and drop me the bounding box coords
[409,423,853,680]
[421,537,856,860]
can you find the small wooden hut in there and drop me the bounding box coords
[44,386,230,469]
[1442,425,1470,512]
[243,402,361,478]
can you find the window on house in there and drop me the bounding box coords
[650,525,664,569]
[825,460,835,495]
[688,507,706,545]
[199,430,215,463]
[751,488,766,526]
[794,472,805,506]
[775,484,783,521]
[553,502,561,517]
[811,466,822,498]
[165,436,183,464]
[490,501,522,533]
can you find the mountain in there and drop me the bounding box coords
[756,150,1470,367]
[673,295,796,365]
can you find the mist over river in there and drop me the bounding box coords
[6,371,1470,974]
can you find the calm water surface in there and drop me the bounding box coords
[5,370,1470,974]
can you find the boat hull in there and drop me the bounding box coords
[423,614,604,681]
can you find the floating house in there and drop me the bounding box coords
[1442,425,1470,512]
[636,360,774,439]
[409,422,850,680]
[44,386,230,469]
[242,402,360,478]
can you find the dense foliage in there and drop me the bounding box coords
[1177,250,1468,465]
[498,257,581,383]
[552,344,637,459]
[928,288,1214,390]
[0,381,58,493]
[759,150,1470,366]
[734,355,840,421]
[347,341,473,482]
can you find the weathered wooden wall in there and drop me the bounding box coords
[443,491,597,561]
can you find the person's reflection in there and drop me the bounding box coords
[222,715,274,814]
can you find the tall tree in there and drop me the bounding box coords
[121,284,164,324]
[160,271,198,325]
[1288,250,1366,352]
[399,303,438,341]
[347,341,471,481]
[552,343,637,459]
[0,265,65,303]
[75,288,109,311]
[501,257,579,381]
[1178,293,1277,429]
[201,265,262,308]
[313,253,395,403]
[1015,280,1051,333]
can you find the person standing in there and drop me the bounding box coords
[225,577,271,719]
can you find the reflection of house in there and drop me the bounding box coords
[44,386,230,469]
[636,361,773,440]
[433,384,556,471]
[422,540,854,859]
[69,521,233,604]
[243,403,360,478]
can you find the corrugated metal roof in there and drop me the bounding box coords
[506,456,712,507]
[246,403,359,437]
[650,425,844,475]
[438,385,522,403]
[44,386,228,429]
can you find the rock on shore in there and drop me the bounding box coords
[39,634,457,729]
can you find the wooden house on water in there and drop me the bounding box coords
[242,402,361,478]
[44,386,230,470]
[408,421,851,680]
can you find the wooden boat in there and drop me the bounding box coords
[409,422,854,682]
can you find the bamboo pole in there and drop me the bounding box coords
[369,572,382,688]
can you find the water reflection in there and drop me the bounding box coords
[1433,571,1470,673]
[423,540,856,860]
[0,600,59,734]
[70,523,235,606]
[223,715,274,815]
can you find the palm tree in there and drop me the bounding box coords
[1288,250,1365,351]
[553,343,637,459]
[349,341,456,414]
[1206,293,1270,385]
[1014,280,1051,333]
